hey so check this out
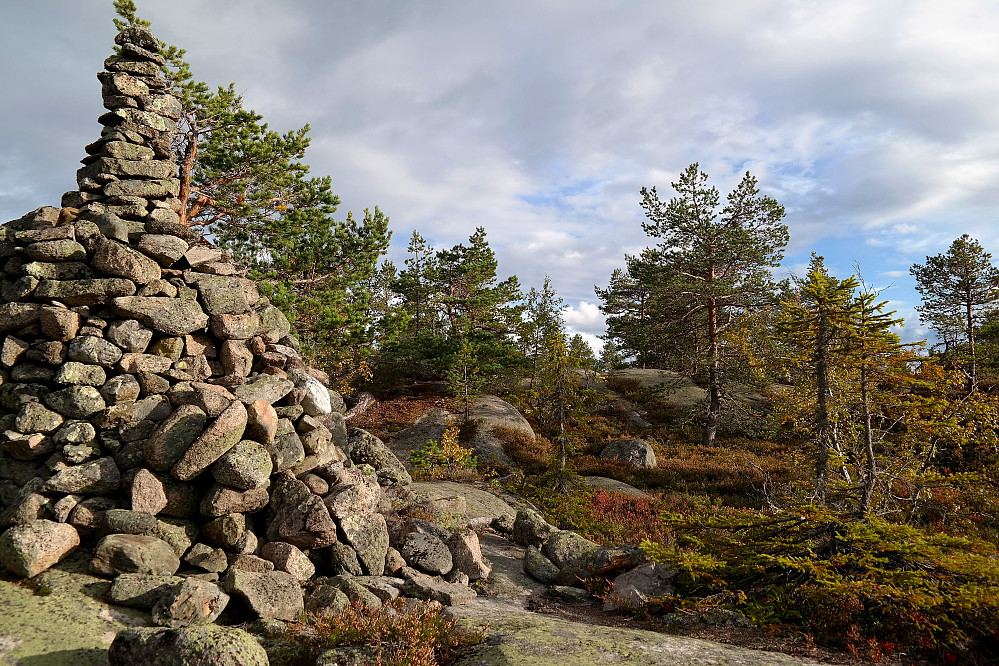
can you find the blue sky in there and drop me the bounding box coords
[3,1,999,350]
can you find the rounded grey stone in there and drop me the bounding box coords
[211,440,273,490]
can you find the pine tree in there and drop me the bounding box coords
[376,228,523,389]
[639,164,789,446]
[112,2,391,376]
[911,234,999,393]
[598,338,627,370]
[778,255,862,504]
[845,283,907,515]
[520,277,566,385]
[393,231,438,337]
[595,249,679,369]
[778,256,910,510]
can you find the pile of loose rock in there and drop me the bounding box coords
[0,24,491,636]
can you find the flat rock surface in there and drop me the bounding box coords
[0,550,147,665]
[453,614,824,666]
[407,481,518,525]
[583,476,651,498]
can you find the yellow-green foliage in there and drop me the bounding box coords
[639,507,999,662]
[408,426,479,481]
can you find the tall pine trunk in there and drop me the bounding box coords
[702,299,721,447]
[966,295,977,394]
[859,363,876,516]
[814,312,831,504]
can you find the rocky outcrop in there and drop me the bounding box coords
[466,395,536,466]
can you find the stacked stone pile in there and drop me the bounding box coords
[0,24,490,630]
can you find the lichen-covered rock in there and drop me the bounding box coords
[524,545,560,584]
[193,275,250,315]
[305,585,350,618]
[144,404,207,471]
[171,400,247,481]
[138,234,188,266]
[609,562,678,609]
[54,361,107,386]
[202,513,246,549]
[108,573,186,609]
[260,541,316,582]
[91,533,180,576]
[266,471,338,549]
[344,428,411,486]
[232,374,294,405]
[39,307,81,341]
[211,440,273,490]
[102,508,158,535]
[130,468,168,514]
[0,520,80,577]
[184,543,228,573]
[322,467,381,519]
[339,513,389,576]
[221,568,304,621]
[291,370,332,416]
[399,566,475,606]
[0,303,46,332]
[329,541,364,576]
[93,235,162,284]
[44,385,107,419]
[112,296,208,335]
[101,373,141,404]
[448,529,492,581]
[42,456,120,495]
[400,531,453,576]
[513,508,557,548]
[151,578,229,628]
[265,431,306,472]
[209,311,261,340]
[106,318,153,352]
[15,402,64,434]
[25,239,87,262]
[167,381,233,418]
[220,339,253,376]
[541,530,601,569]
[256,304,291,342]
[34,277,137,306]
[199,479,270,515]
[109,625,269,666]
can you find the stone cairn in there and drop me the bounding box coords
[0,25,489,632]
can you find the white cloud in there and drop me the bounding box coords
[4,0,999,352]
[563,301,605,332]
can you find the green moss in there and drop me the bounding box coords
[0,551,147,665]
